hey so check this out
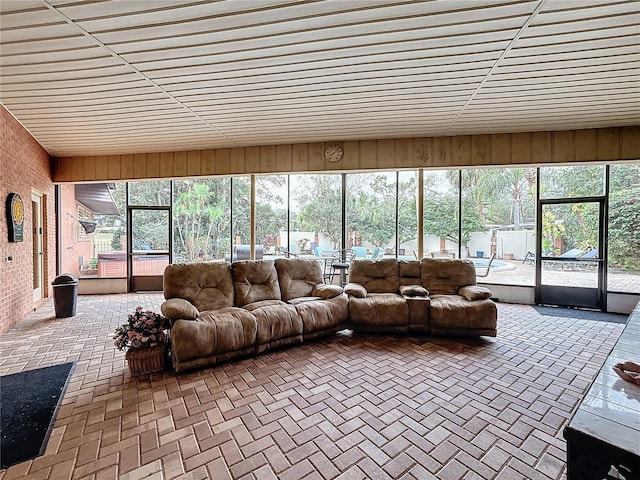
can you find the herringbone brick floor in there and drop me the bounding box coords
[0,294,625,480]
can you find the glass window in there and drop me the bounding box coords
[255,175,288,255]
[608,163,640,293]
[461,168,536,285]
[230,176,251,260]
[398,171,418,259]
[290,174,343,251]
[423,170,460,259]
[346,172,397,256]
[540,165,605,199]
[173,178,231,262]
[61,182,126,278]
[128,180,171,206]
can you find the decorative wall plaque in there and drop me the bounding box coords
[6,193,24,242]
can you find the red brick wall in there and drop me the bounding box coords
[59,184,94,277]
[0,105,55,335]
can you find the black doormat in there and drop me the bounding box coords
[0,362,75,469]
[533,305,628,324]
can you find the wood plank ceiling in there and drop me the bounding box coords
[1,0,639,158]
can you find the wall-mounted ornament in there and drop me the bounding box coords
[6,193,25,242]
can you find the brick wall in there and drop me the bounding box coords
[0,105,55,335]
[59,184,94,277]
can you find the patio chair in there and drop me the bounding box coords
[328,248,355,285]
[352,246,367,259]
[523,251,535,265]
[370,247,385,260]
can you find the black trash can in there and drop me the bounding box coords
[52,273,79,318]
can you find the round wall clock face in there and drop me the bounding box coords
[325,144,343,163]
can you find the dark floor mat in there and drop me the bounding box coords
[533,305,628,324]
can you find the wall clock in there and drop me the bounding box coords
[325,144,343,163]
[6,193,24,242]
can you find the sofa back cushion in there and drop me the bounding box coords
[275,258,323,301]
[421,258,476,295]
[232,260,281,306]
[398,260,422,286]
[349,258,399,293]
[163,261,234,311]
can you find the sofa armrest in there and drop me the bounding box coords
[459,285,492,301]
[312,283,343,299]
[344,283,367,298]
[161,298,199,320]
[399,284,429,297]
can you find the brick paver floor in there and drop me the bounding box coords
[0,294,626,479]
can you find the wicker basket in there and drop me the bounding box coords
[125,343,166,376]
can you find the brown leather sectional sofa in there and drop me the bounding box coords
[162,257,497,372]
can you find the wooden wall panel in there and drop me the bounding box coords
[201,149,215,176]
[414,137,432,167]
[107,155,121,179]
[146,153,160,178]
[133,153,146,178]
[83,156,96,181]
[52,127,640,182]
[511,133,531,165]
[173,151,187,178]
[186,150,201,176]
[553,130,574,163]
[342,141,358,170]
[622,126,640,159]
[260,145,276,172]
[575,129,597,162]
[433,136,452,167]
[377,139,395,169]
[291,143,307,172]
[159,152,173,177]
[472,135,490,167]
[531,132,551,164]
[452,136,470,166]
[120,154,134,179]
[597,128,620,160]
[308,143,324,171]
[359,140,377,169]
[222,149,236,174]
[95,155,109,180]
[275,144,292,172]
[244,146,260,173]
[396,138,412,169]
[491,134,510,165]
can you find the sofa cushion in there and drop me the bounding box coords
[312,284,343,299]
[246,301,303,346]
[398,260,422,286]
[294,295,349,336]
[232,260,281,306]
[421,258,476,295]
[348,293,409,331]
[399,285,429,297]
[161,298,199,320]
[460,285,492,301]
[344,283,367,298]
[171,307,257,366]
[430,295,497,334]
[275,258,323,301]
[349,258,400,293]
[163,261,234,311]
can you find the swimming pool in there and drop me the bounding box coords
[470,258,514,271]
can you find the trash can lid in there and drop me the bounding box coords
[52,273,79,285]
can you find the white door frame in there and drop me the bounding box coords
[32,191,45,303]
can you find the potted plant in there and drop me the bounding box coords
[113,306,167,376]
